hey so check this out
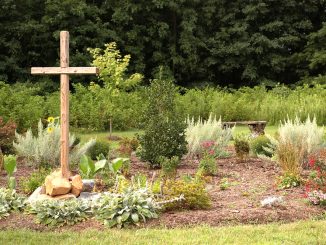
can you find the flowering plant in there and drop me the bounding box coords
[200,140,228,158]
[307,190,326,206]
[46,117,60,134]
[305,156,326,205]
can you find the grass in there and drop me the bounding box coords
[0,220,325,245]
[77,126,277,143]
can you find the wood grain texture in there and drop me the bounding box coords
[60,31,70,179]
[31,30,99,180]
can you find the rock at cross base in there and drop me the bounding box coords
[70,175,83,197]
[53,193,76,200]
[45,171,71,196]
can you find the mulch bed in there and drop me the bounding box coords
[0,148,325,231]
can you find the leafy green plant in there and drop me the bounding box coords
[138,78,187,167]
[198,153,217,176]
[277,173,301,189]
[89,140,110,160]
[21,168,51,194]
[250,135,272,157]
[93,188,159,228]
[163,179,211,210]
[27,199,92,227]
[4,155,17,189]
[234,134,250,160]
[220,178,232,190]
[14,120,95,168]
[186,115,232,157]
[159,156,180,179]
[0,188,25,219]
[79,155,107,179]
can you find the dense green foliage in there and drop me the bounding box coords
[21,168,51,194]
[163,179,211,210]
[234,134,251,160]
[0,188,25,219]
[250,135,272,157]
[0,82,325,132]
[28,199,92,227]
[138,78,187,166]
[1,1,326,87]
[88,140,110,160]
[94,188,159,228]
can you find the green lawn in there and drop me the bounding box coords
[1,220,325,245]
[77,125,278,143]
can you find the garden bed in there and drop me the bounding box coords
[0,150,324,231]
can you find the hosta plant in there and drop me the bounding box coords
[79,155,107,179]
[27,199,92,227]
[93,188,159,228]
[0,188,25,219]
[3,155,17,189]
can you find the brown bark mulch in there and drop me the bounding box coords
[0,150,325,231]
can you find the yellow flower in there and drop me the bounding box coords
[47,127,54,133]
[47,117,55,123]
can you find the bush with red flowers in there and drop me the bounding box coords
[305,157,326,206]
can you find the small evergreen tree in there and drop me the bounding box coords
[138,78,187,167]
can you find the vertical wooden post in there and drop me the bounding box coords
[60,31,70,178]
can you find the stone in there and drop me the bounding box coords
[45,174,71,196]
[53,193,76,200]
[78,192,101,202]
[70,175,83,197]
[261,196,284,207]
[82,179,95,192]
[27,187,44,203]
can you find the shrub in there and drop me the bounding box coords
[28,199,92,227]
[93,188,159,228]
[163,179,211,210]
[138,78,187,166]
[21,168,51,194]
[14,120,95,168]
[0,117,16,154]
[186,115,232,157]
[234,134,250,160]
[198,153,217,176]
[250,135,272,157]
[0,188,25,219]
[89,140,110,160]
[159,156,180,179]
[118,137,139,157]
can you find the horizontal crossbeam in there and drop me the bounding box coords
[31,67,99,75]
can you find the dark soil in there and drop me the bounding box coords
[0,149,325,231]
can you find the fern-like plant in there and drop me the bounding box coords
[185,114,232,157]
[14,120,95,167]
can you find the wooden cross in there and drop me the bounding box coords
[31,31,99,179]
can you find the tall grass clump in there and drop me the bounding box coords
[14,120,95,167]
[267,116,324,176]
[185,114,233,157]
